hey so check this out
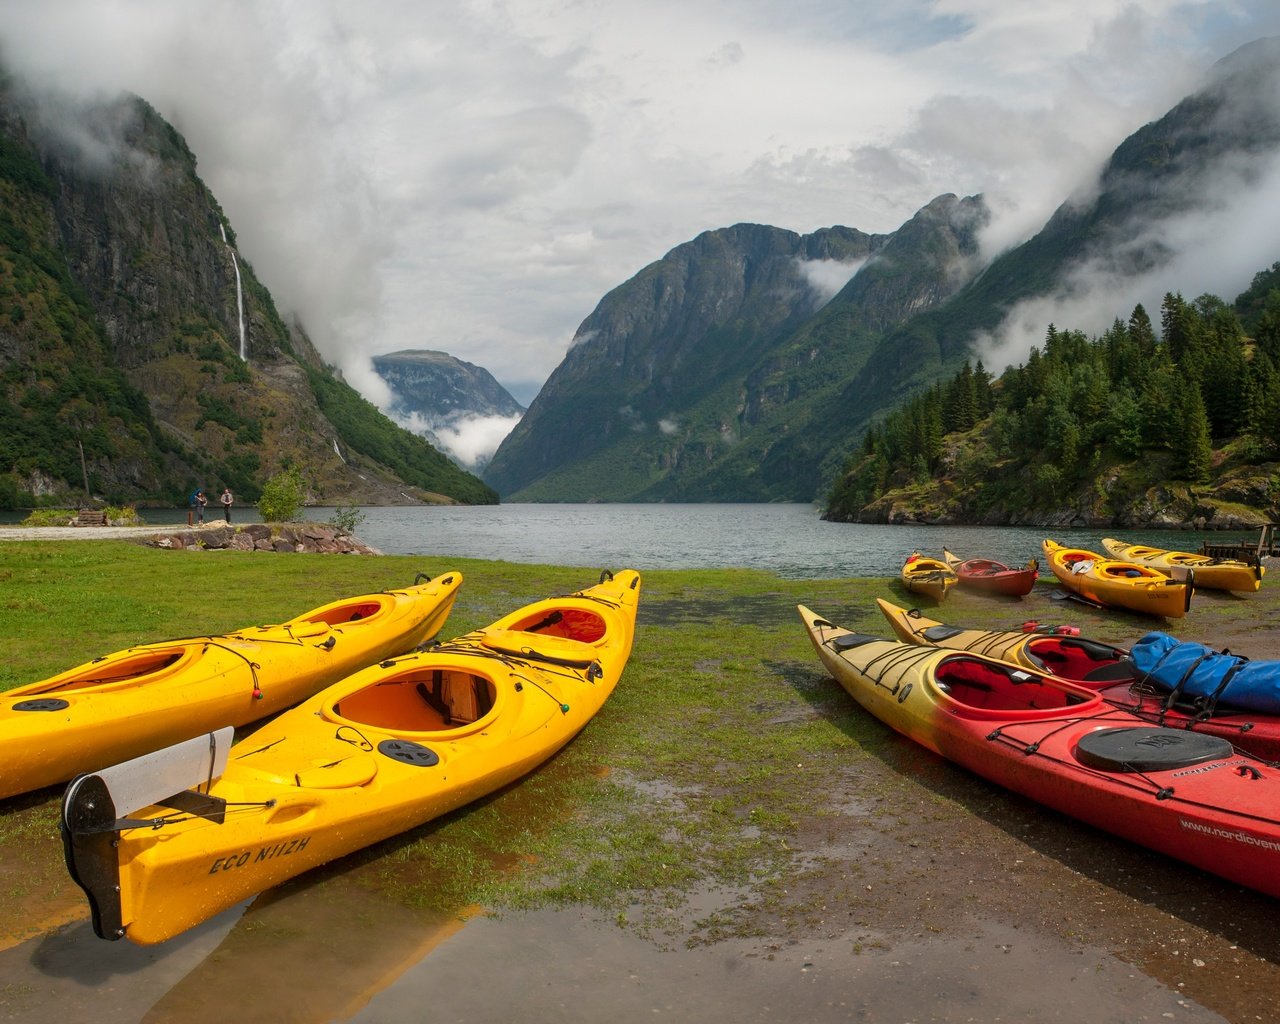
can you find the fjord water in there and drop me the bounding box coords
[1,503,1233,575]
[291,503,1228,578]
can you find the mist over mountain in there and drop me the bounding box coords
[484,198,985,500]
[372,350,524,471]
[6,37,1280,511]
[0,77,496,508]
[485,37,1280,504]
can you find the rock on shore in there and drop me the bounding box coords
[144,522,381,555]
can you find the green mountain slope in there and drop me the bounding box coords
[486,198,985,501]
[0,80,495,508]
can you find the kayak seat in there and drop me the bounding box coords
[935,656,1081,712]
[336,671,496,731]
[1081,662,1138,682]
[831,633,881,651]
[1026,639,1133,684]
[921,625,965,642]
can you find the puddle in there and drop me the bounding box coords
[140,873,467,1024]
[348,906,1223,1024]
[0,823,1248,1024]
[0,793,88,953]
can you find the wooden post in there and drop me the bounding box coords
[77,437,90,504]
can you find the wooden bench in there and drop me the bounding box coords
[71,509,107,527]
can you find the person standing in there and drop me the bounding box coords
[195,489,207,525]
[220,487,234,523]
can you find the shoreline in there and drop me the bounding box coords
[0,522,379,554]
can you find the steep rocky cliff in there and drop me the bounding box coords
[0,81,495,507]
[484,200,984,501]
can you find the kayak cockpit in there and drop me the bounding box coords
[934,655,1102,717]
[506,606,607,643]
[298,597,389,626]
[1097,563,1164,581]
[1023,637,1136,683]
[23,648,189,696]
[332,668,498,733]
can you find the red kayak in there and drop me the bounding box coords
[802,606,1280,901]
[942,548,1038,597]
[876,597,1280,760]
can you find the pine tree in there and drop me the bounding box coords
[1178,380,1213,482]
[1128,303,1157,357]
[1197,304,1247,437]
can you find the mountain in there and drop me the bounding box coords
[0,78,496,508]
[486,37,1280,504]
[372,349,524,470]
[483,199,987,500]
[484,206,987,500]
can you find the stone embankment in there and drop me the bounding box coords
[145,522,380,554]
[0,522,380,554]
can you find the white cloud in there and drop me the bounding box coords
[432,413,525,469]
[795,258,866,304]
[975,145,1280,372]
[1,0,1279,407]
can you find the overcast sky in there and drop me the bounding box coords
[3,0,1280,411]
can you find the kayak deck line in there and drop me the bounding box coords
[2,573,464,800]
[801,603,1280,901]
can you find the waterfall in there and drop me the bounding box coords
[332,438,346,463]
[220,223,247,361]
[230,252,246,361]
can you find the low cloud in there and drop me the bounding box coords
[391,410,521,469]
[795,257,866,304]
[1,1,1276,407]
[432,413,523,468]
[974,144,1280,372]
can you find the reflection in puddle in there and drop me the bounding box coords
[348,905,1215,1024]
[140,871,470,1024]
[0,793,86,953]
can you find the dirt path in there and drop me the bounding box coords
[0,526,177,541]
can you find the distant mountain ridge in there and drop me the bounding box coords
[485,37,1280,504]
[0,80,496,507]
[372,349,524,469]
[484,198,985,500]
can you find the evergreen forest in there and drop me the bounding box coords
[824,263,1280,524]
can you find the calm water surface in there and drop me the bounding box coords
[290,503,1233,578]
[3,502,1246,577]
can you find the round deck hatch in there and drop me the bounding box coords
[1075,727,1233,772]
[377,739,440,767]
[12,698,70,712]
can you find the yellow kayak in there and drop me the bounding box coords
[2,573,462,799]
[1043,539,1192,618]
[1100,537,1263,593]
[62,570,641,946]
[874,597,1097,666]
[900,552,957,602]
